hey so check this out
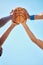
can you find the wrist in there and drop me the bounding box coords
[29,15,35,20]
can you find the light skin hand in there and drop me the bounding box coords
[21,21,43,49]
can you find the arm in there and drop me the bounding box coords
[34,15,43,20]
[29,14,43,20]
[21,22,43,49]
[0,22,17,46]
[0,15,12,27]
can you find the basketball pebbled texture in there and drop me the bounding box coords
[11,7,29,24]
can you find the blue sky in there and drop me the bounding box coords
[0,0,43,65]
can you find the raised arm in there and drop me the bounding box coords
[0,22,17,46]
[34,14,43,20]
[21,21,43,49]
[0,15,12,27]
[0,22,18,56]
[29,13,43,20]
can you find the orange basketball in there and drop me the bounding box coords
[11,7,29,24]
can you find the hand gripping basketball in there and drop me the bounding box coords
[11,7,30,24]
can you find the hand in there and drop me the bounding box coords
[11,22,19,27]
[10,7,30,24]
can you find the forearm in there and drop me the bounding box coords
[22,23,37,42]
[34,15,43,20]
[0,23,16,46]
[0,15,12,27]
[29,15,43,20]
[22,23,43,49]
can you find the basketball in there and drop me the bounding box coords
[11,7,29,24]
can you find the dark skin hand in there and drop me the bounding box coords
[0,14,19,46]
[0,22,18,47]
[0,15,12,28]
[0,15,18,56]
